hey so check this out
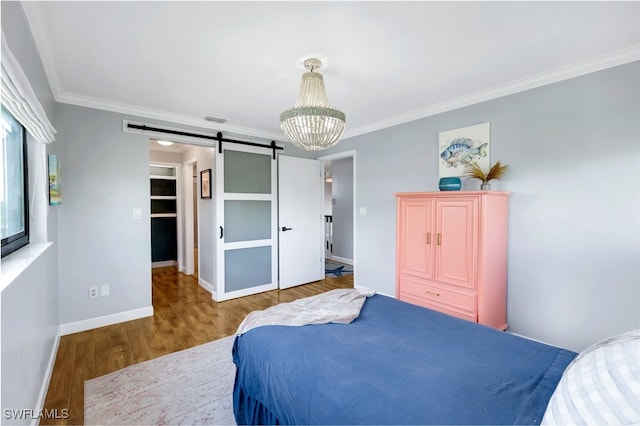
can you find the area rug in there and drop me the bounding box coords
[325,259,353,278]
[85,335,236,425]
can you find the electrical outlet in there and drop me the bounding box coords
[89,287,99,299]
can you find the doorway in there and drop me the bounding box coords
[149,139,206,280]
[317,151,356,278]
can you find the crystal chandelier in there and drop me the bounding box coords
[280,58,346,151]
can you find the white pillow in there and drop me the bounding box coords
[541,329,640,425]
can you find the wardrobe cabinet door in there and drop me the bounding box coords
[435,198,478,289]
[398,198,435,280]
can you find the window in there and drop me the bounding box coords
[1,105,29,257]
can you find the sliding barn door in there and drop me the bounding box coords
[215,144,278,301]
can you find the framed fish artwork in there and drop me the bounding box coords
[438,122,490,178]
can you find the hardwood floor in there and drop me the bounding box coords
[41,267,354,425]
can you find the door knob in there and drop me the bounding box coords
[281,226,293,231]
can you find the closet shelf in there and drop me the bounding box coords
[151,213,177,218]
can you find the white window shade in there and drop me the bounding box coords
[1,33,56,144]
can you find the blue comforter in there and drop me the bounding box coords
[233,294,576,425]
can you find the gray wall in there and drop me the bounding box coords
[321,62,640,352]
[331,157,354,261]
[55,104,153,324]
[1,1,60,421]
[1,247,59,422]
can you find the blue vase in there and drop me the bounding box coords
[439,177,461,191]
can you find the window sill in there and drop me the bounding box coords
[0,242,53,292]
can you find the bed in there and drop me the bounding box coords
[232,291,581,425]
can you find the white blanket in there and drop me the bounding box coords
[236,288,376,335]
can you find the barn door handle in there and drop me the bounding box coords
[219,226,224,239]
[281,226,293,232]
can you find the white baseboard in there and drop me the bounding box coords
[152,260,177,268]
[58,306,154,336]
[354,284,394,299]
[377,290,396,298]
[198,278,215,298]
[508,331,552,345]
[329,255,353,265]
[32,330,61,426]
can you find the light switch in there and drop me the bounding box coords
[133,207,142,219]
[360,206,367,216]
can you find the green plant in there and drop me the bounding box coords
[464,161,508,183]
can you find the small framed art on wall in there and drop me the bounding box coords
[200,169,212,199]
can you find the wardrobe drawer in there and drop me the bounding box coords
[400,293,478,323]
[399,277,476,313]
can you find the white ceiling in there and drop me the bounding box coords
[21,1,639,144]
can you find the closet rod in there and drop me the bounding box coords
[127,123,283,159]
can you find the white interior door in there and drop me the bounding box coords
[215,144,278,301]
[279,156,324,289]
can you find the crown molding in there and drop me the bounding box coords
[343,46,640,140]
[54,45,640,142]
[21,2,63,100]
[56,91,285,141]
